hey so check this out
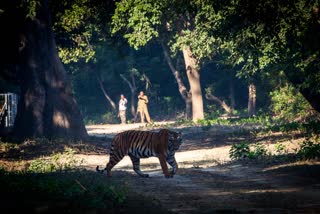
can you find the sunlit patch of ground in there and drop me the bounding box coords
[81,122,320,213]
[1,122,319,213]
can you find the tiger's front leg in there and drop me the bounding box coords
[129,155,149,177]
[166,155,178,176]
[158,155,173,178]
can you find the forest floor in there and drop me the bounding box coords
[1,122,320,213]
[84,122,320,214]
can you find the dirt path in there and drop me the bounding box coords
[85,123,320,213]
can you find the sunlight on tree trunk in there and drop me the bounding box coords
[182,46,204,122]
[248,83,256,117]
[229,78,235,111]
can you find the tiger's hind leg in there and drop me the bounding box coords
[105,153,125,177]
[129,155,149,177]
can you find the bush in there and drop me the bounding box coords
[270,84,315,122]
[297,136,320,160]
[275,142,287,155]
[28,148,84,173]
[230,142,268,160]
[251,143,268,158]
[229,142,251,160]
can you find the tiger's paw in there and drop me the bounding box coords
[96,166,104,174]
[165,174,173,178]
[139,174,149,178]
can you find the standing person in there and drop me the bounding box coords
[118,94,127,124]
[137,91,151,123]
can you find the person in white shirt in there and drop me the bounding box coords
[118,94,128,124]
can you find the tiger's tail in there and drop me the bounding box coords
[96,165,106,174]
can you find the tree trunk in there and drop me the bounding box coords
[96,75,116,111]
[229,77,235,111]
[182,46,204,122]
[11,0,88,140]
[160,42,192,119]
[205,92,232,115]
[284,69,320,113]
[248,83,256,117]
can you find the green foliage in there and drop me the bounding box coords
[28,148,84,173]
[230,142,268,160]
[198,115,272,127]
[0,170,127,211]
[22,0,40,19]
[84,112,119,125]
[53,0,99,64]
[270,84,314,122]
[229,142,250,160]
[297,136,320,160]
[265,120,320,137]
[274,143,287,155]
[251,143,268,158]
[112,0,162,49]
[173,118,195,127]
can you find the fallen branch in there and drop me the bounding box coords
[205,92,232,115]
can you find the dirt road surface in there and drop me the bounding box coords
[85,123,320,213]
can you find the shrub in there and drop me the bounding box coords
[297,136,320,160]
[270,84,315,122]
[275,142,287,155]
[28,148,84,173]
[229,142,251,160]
[252,143,268,157]
[230,142,268,160]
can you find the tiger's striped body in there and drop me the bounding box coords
[96,129,182,178]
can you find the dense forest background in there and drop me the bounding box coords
[0,0,319,135]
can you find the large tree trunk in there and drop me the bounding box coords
[11,0,87,140]
[248,83,256,117]
[182,46,204,122]
[161,42,192,119]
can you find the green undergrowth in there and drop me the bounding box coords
[0,169,128,213]
[229,135,320,162]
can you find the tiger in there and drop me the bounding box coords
[96,129,182,178]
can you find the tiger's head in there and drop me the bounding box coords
[168,130,182,151]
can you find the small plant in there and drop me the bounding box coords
[297,136,320,160]
[28,148,84,173]
[229,142,251,160]
[275,142,286,155]
[251,143,268,158]
[174,118,194,126]
[230,142,269,160]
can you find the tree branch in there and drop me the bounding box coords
[160,41,190,101]
[205,91,232,114]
